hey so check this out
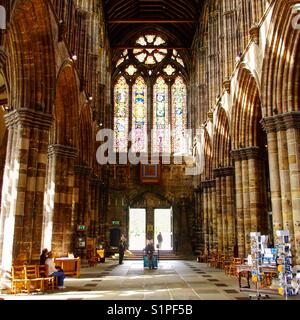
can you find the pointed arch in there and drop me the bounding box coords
[232,68,263,150]
[203,128,213,180]
[261,0,300,116]
[78,105,93,168]
[5,0,55,113]
[213,106,231,169]
[51,63,79,147]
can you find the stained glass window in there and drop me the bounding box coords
[133,35,167,66]
[153,77,170,154]
[113,35,187,158]
[114,76,129,152]
[172,76,187,154]
[172,50,185,67]
[164,65,176,76]
[132,77,147,153]
[125,65,137,76]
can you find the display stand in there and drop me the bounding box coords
[275,230,294,299]
[249,232,269,300]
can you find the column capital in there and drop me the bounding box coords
[249,24,260,45]
[48,144,78,159]
[231,147,265,161]
[200,179,216,189]
[90,177,105,188]
[5,109,53,130]
[261,112,300,133]
[74,165,93,176]
[213,166,235,178]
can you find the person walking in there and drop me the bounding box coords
[157,232,163,249]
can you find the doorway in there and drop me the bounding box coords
[129,208,146,250]
[154,208,173,250]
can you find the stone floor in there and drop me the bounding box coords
[1,259,299,300]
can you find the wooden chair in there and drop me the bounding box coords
[11,266,27,294]
[24,265,44,293]
[228,258,242,276]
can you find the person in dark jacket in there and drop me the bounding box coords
[40,248,48,265]
[145,241,155,269]
[119,240,125,265]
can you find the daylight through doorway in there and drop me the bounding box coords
[129,208,146,250]
[154,208,173,250]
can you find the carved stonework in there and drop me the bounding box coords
[207,111,213,122]
[48,144,78,159]
[261,112,300,133]
[5,109,53,130]
[213,166,234,178]
[223,78,231,94]
[200,179,216,189]
[231,147,265,161]
[249,24,260,45]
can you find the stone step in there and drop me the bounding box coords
[124,250,188,260]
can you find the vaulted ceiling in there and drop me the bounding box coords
[104,0,202,50]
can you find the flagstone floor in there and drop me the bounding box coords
[1,259,299,300]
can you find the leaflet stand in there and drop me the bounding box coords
[276,230,293,300]
[249,232,269,300]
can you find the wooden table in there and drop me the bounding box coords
[54,257,80,278]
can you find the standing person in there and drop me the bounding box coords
[45,252,65,289]
[157,232,163,249]
[119,240,125,265]
[40,248,48,265]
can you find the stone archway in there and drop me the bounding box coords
[231,67,269,258]
[0,0,56,278]
[42,63,79,256]
[0,72,8,210]
[212,106,236,256]
[261,0,300,263]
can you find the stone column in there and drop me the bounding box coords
[42,145,78,257]
[214,167,235,256]
[246,147,267,234]
[262,113,299,262]
[284,113,300,264]
[74,165,92,260]
[221,175,228,253]
[211,184,217,251]
[277,130,294,244]
[241,156,251,255]
[0,110,52,278]
[202,185,209,254]
[232,152,245,258]
[226,171,235,257]
[261,118,283,235]
[215,175,223,252]
[207,185,213,252]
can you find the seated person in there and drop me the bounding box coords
[145,241,155,270]
[45,251,65,289]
